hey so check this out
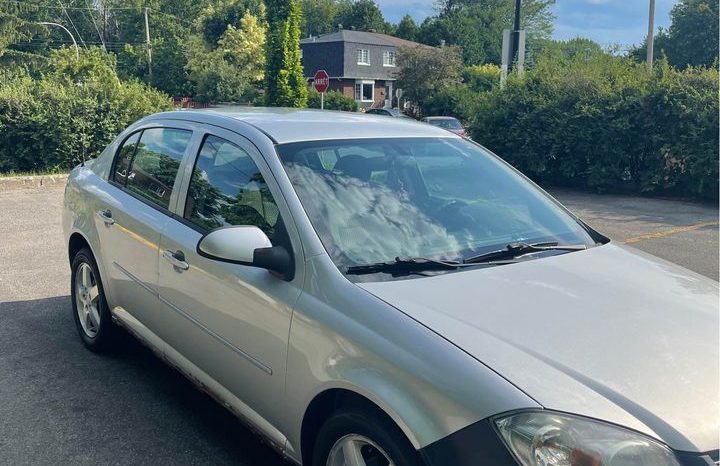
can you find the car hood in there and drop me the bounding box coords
[358,243,719,452]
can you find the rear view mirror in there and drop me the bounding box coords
[197,226,293,280]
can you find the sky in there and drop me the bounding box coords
[375,0,677,49]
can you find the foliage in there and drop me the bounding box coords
[265,0,307,107]
[197,0,264,44]
[418,0,556,64]
[395,45,463,108]
[632,0,719,69]
[420,84,480,121]
[395,14,419,42]
[335,0,390,33]
[307,90,359,111]
[469,52,719,199]
[0,48,171,173]
[462,64,501,92]
[300,0,348,37]
[185,9,266,103]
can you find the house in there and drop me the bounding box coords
[300,29,431,109]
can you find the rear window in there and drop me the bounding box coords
[114,128,192,210]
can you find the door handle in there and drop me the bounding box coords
[163,249,189,271]
[96,209,115,226]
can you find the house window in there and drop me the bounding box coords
[356,48,370,65]
[354,80,374,102]
[383,50,396,67]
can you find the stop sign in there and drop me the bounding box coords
[313,70,330,93]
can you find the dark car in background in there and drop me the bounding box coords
[366,108,410,118]
[423,116,468,138]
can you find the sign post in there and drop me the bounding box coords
[313,70,330,110]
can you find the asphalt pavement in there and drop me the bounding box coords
[0,184,717,465]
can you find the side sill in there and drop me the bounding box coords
[110,306,301,464]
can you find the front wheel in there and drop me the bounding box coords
[70,247,117,352]
[313,408,420,466]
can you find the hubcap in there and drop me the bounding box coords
[327,434,395,466]
[75,262,101,338]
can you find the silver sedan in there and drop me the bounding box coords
[63,108,719,466]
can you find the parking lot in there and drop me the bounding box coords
[0,182,717,465]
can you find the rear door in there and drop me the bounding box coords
[97,123,195,329]
[155,126,304,432]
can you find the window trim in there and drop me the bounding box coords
[382,50,396,67]
[356,48,370,65]
[354,80,375,102]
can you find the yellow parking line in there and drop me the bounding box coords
[623,221,719,244]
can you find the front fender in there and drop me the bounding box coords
[281,255,538,461]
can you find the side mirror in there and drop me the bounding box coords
[197,226,294,280]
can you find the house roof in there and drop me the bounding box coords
[300,30,433,49]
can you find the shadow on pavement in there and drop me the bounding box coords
[0,296,290,466]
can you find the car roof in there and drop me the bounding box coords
[145,107,457,144]
[425,116,459,121]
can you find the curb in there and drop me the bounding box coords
[0,174,69,190]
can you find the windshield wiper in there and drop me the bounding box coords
[346,256,511,276]
[464,241,587,264]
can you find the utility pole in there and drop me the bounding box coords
[646,0,656,72]
[508,0,522,71]
[144,7,152,82]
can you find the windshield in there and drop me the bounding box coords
[428,118,463,130]
[277,138,598,279]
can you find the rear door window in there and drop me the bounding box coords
[112,131,141,184]
[125,128,192,210]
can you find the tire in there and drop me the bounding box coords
[70,247,117,352]
[312,406,420,466]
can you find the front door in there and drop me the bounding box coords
[97,126,193,329]
[156,130,303,430]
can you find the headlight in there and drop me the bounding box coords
[495,411,680,466]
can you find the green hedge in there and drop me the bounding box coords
[307,89,359,112]
[0,48,172,173]
[470,56,719,199]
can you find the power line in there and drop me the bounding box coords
[56,0,87,49]
[0,0,194,24]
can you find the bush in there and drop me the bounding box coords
[420,84,480,122]
[462,64,501,93]
[0,48,172,173]
[470,54,719,199]
[307,90,359,112]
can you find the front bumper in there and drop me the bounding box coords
[418,418,719,466]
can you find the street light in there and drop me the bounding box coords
[38,22,79,60]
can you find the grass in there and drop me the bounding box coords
[0,169,68,178]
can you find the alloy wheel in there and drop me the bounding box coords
[326,434,395,466]
[75,262,101,338]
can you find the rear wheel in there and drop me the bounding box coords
[71,248,117,351]
[313,408,420,466]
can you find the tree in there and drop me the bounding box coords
[335,0,389,32]
[300,0,350,37]
[418,0,555,65]
[198,0,264,44]
[637,0,719,69]
[395,14,419,42]
[265,0,307,107]
[395,45,463,108]
[185,10,266,103]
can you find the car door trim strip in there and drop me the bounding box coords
[113,261,273,375]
